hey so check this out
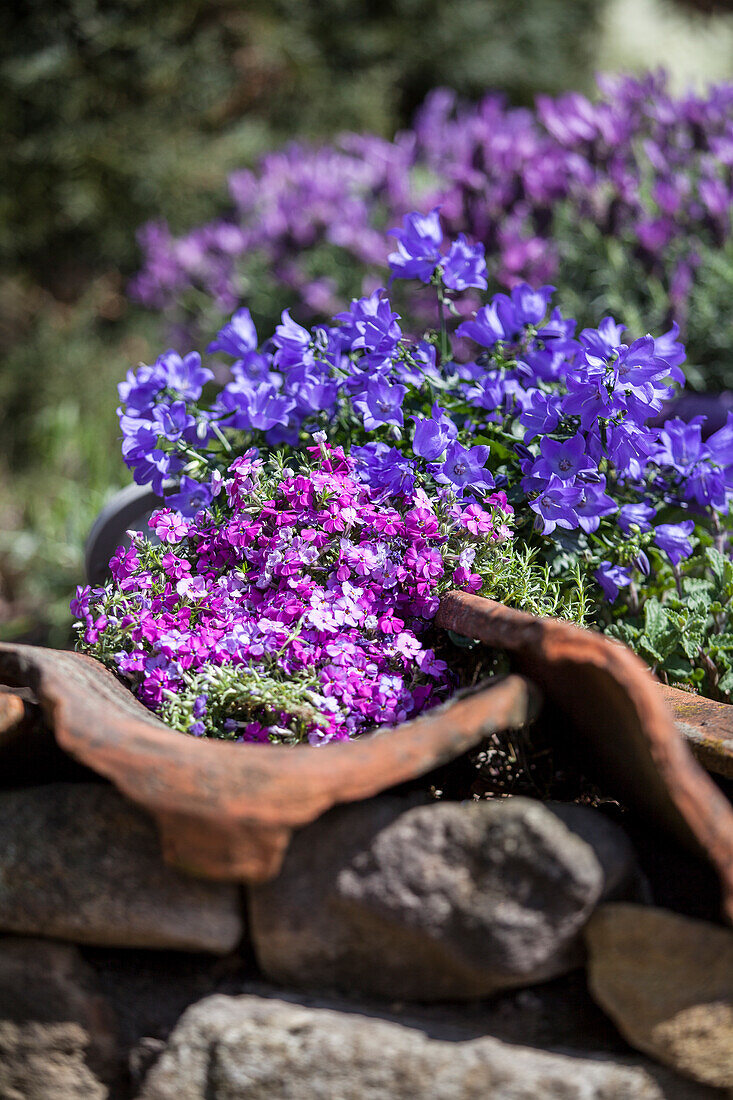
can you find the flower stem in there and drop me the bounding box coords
[437,285,449,363]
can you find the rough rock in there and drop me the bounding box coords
[0,936,118,1099]
[586,903,733,1089]
[0,783,243,952]
[137,992,718,1100]
[0,1023,108,1100]
[249,796,638,1000]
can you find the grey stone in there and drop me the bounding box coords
[0,936,118,1099]
[586,903,733,1089]
[249,796,638,1000]
[138,992,719,1099]
[0,1022,108,1100]
[0,783,243,953]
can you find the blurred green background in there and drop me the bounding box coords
[3,0,733,645]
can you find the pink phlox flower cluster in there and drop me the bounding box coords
[74,446,513,744]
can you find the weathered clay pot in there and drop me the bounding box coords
[1,594,732,919]
[0,641,537,882]
[0,692,24,740]
[658,685,733,780]
[435,593,733,921]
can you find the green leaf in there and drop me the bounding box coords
[682,577,713,604]
[643,598,678,660]
[489,439,516,463]
[717,667,733,695]
[706,547,733,597]
[606,621,640,645]
[636,639,661,665]
[663,657,694,680]
[447,630,480,649]
[679,616,707,661]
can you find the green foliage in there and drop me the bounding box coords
[680,240,733,391]
[253,0,600,120]
[157,663,329,745]
[0,1,270,280]
[0,281,159,643]
[479,544,591,625]
[606,547,733,699]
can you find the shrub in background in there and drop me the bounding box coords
[133,72,733,392]
[0,0,600,283]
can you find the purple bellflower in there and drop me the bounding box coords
[388,207,443,283]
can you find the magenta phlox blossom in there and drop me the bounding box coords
[70,584,94,619]
[459,502,497,535]
[110,546,140,582]
[152,509,189,543]
[453,566,482,592]
[78,444,513,744]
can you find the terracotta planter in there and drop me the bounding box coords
[0,640,537,882]
[435,593,733,921]
[1,594,732,920]
[657,685,733,780]
[0,693,24,740]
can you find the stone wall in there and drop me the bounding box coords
[0,780,730,1096]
